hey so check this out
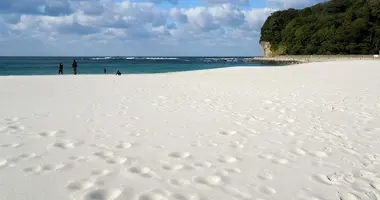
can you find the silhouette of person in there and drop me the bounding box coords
[58,63,63,74]
[72,60,78,75]
[104,68,107,74]
[116,70,121,75]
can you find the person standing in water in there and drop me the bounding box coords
[58,63,63,74]
[116,70,121,75]
[104,68,107,74]
[72,60,78,75]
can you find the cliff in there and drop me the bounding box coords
[260,0,380,56]
[260,41,273,57]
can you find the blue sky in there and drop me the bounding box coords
[0,0,325,56]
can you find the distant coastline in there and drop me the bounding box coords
[249,55,380,64]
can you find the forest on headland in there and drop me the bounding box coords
[260,0,380,55]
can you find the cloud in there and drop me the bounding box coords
[76,0,105,16]
[170,3,272,34]
[166,23,177,30]
[0,0,320,56]
[209,4,245,27]
[205,0,249,6]
[185,7,220,32]
[170,8,188,24]
[42,0,73,16]
[1,14,22,24]
[153,0,325,7]
[243,8,275,30]
[0,0,73,16]
[152,0,249,5]
[58,22,100,35]
[151,0,179,5]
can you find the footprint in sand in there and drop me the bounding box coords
[24,163,70,174]
[219,130,237,136]
[224,168,242,174]
[128,166,157,179]
[259,153,274,160]
[311,160,342,169]
[119,123,132,128]
[263,100,273,105]
[53,140,83,149]
[153,145,166,149]
[291,148,307,156]
[286,118,295,123]
[0,143,23,148]
[234,121,245,127]
[171,193,198,200]
[245,128,258,135]
[312,174,342,185]
[258,186,277,195]
[218,155,239,164]
[207,141,219,147]
[168,178,191,187]
[193,161,212,169]
[0,125,7,133]
[215,168,241,178]
[94,151,114,159]
[4,117,21,122]
[4,153,39,168]
[258,153,288,164]
[309,151,328,158]
[38,130,66,137]
[19,152,38,160]
[107,156,128,164]
[168,152,191,159]
[137,189,171,200]
[33,114,51,118]
[0,159,8,168]
[230,141,244,149]
[116,142,133,149]
[80,188,122,200]
[265,140,283,145]
[337,192,361,200]
[93,151,127,164]
[128,132,142,137]
[194,175,224,186]
[3,125,25,134]
[283,131,296,136]
[7,124,25,130]
[258,171,274,180]
[272,157,289,165]
[340,147,360,156]
[69,156,88,163]
[66,180,95,191]
[161,163,184,171]
[91,169,110,177]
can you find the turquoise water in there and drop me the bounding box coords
[0,57,281,76]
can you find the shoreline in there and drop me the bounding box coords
[1,58,379,77]
[249,55,380,64]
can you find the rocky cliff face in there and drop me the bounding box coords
[260,41,273,57]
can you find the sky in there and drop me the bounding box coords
[0,0,326,56]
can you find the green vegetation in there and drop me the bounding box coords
[260,0,380,55]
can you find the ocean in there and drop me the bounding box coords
[0,56,281,76]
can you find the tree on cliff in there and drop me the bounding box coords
[260,0,380,55]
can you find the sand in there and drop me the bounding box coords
[0,60,380,200]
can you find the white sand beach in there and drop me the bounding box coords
[1,60,380,200]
